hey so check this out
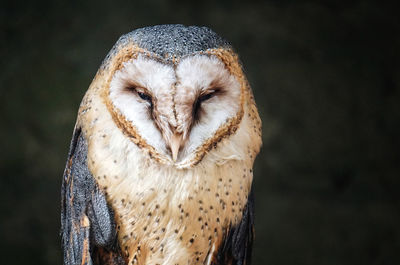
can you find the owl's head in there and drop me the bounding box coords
[93,25,257,167]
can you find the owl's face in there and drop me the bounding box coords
[104,50,245,167]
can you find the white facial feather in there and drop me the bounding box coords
[109,54,241,164]
[175,55,241,162]
[109,55,176,155]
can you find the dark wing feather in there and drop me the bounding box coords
[61,127,124,265]
[216,188,255,265]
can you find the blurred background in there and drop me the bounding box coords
[1,0,399,264]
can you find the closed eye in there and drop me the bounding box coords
[193,89,220,120]
[126,85,153,108]
[138,91,152,101]
[198,93,213,102]
[198,89,219,103]
[126,86,152,101]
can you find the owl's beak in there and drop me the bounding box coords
[170,132,183,162]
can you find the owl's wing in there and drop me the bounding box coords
[61,127,124,265]
[216,189,255,265]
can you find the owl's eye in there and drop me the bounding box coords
[127,86,153,107]
[198,93,213,102]
[198,89,219,103]
[193,89,219,120]
[137,91,152,102]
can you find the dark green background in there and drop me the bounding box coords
[1,0,399,264]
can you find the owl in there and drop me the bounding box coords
[61,24,262,265]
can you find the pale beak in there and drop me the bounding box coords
[170,132,183,162]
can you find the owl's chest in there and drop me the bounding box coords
[87,138,251,264]
[83,117,253,264]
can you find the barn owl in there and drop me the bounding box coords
[61,24,262,265]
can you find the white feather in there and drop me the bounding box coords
[109,55,176,155]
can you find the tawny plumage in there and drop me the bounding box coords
[61,24,262,265]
